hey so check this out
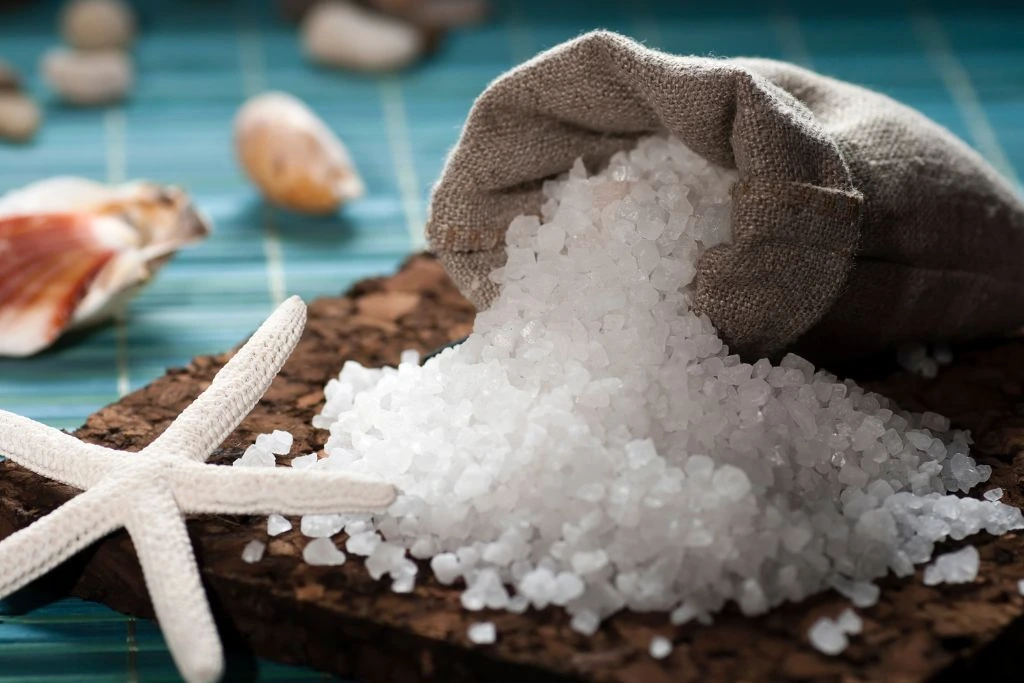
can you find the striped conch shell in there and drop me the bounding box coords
[0,177,210,357]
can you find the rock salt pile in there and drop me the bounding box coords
[300,136,1021,634]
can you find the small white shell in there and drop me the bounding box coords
[0,93,42,143]
[60,0,137,51]
[235,91,365,214]
[41,48,133,106]
[302,1,425,72]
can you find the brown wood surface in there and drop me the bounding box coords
[2,254,1024,682]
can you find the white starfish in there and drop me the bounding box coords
[0,296,396,683]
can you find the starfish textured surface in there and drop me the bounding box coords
[0,296,397,683]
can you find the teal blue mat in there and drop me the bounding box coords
[1,0,1021,680]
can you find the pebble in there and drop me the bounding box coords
[41,48,133,106]
[60,0,136,51]
[234,91,364,214]
[0,92,42,143]
[302,1,425,72]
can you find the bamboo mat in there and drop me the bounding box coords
[0,0,1021,680]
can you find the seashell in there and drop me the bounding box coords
[41,48,133,106]
[60,0,136,51]
[302,1,425,73]
[235,91,365,214]
[0,177,210,357]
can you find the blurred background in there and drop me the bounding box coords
[0,0,1021,680]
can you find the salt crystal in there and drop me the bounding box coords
[431,553,461,585]
[290,453,318,469]
[300,514,346,538]
[468,622,497,645]
[400,349,420,366]
[808,617,848,655]
[649,635,672,659]
[256,429,293,455]
[984,488,1003,501]
[571,610,601,635]
[1018,579,1024,596]
[267,514,292,536]
[835,608,862,635]
[832,579,880,608]
[241,540,266,564]
[923,546,980,585]
[346,531,381,556]
[303,538,346,566]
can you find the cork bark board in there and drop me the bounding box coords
[2,254,1024,682]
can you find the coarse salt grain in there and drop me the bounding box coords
[303,538,346,566]
[467,621,497,644]
[923,546,980,586]
[649,635,672,659]
[267,513,292,536]
[241,540,266,564]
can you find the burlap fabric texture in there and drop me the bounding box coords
[426,31,1024,361]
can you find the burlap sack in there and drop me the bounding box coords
[426,31,1024,361]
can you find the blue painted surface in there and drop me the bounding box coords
[0,0,1021,679]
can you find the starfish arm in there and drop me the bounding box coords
[170,462,396,515]
[125,484,223,683]
[0,410,119,489]
[142,296,306,463]
[0,481,123,599]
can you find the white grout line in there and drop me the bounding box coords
[379,78,427,250]
[104,108,132,399]
[911,10,1020,187]
[771,12,814,69]
[236,13,287,304]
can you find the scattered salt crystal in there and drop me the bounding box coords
[808,617,848,655]
[984,488,1003,501]
[832,579,880,608]
[468,622,497,645]
[430,553,461,585]
[303,538,346,566]
[241,540,266,564]
[649,635,672,659]
[300,514,346,538]
[923,546,980,586]
[835,608,862,635]
[256,429,293,455]
[571,610,601,635]
[400,349,420,366]
[346,531,381,556]
[290,453,318,469]
[267,514,292,536]
[1018,579,1024,596]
